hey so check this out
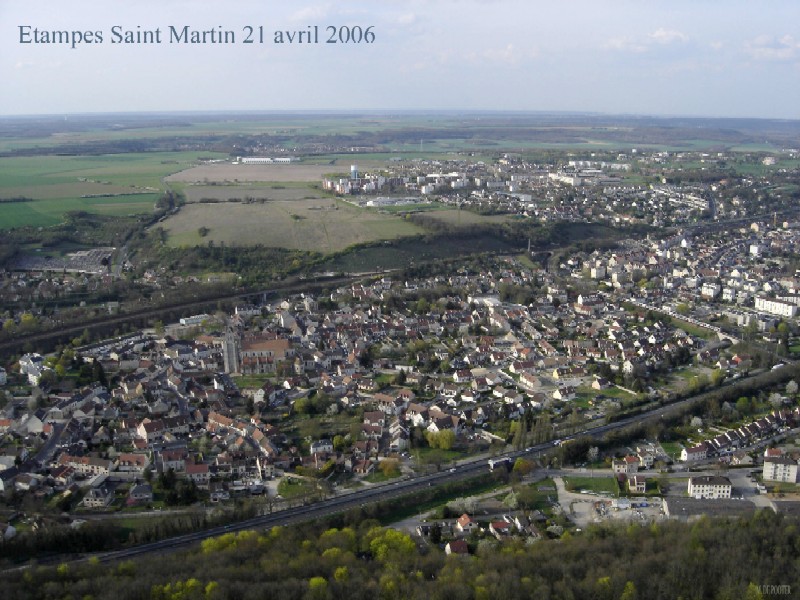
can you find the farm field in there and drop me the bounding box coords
[0,152,226,229]
[165,163,335,184]
[161,199,423,252]
[0,194,159,229]
[182,183,323,203]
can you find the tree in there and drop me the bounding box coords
[736,396,752,416]
[307,577,328,600]
[429,523,442,545]
[435,429,456,450]
[744,583,764,600]
[786,380,798,398]
[379,458,400,478]
[92,361,107,387]
[512,458,534,478]
[620,580,637,600]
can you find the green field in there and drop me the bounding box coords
[563,476,619,495]
[0,194,159,229]
[162,198,423,251]
[0,152,227,229]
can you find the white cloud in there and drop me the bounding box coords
[288,4,333,23]
[396,13,417,26]
[649,28,688,45]
[462,43,538,66]
[14,60,63,70]
[605,28,688,53]
[603,37,647,53]
[745,34,800,61]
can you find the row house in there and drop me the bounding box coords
[612,455,640,475]
[157,448,188,473]
[389,419,409,452]
[116,453,150,474]
[57,454,113,477]
[185,461,210,488]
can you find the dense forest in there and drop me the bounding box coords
[4,511,798,600]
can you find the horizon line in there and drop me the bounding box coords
[1,108,798,123]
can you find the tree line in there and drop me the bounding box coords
[3,508,798,600]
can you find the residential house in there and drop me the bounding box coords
[680,443,708,463]
[82,485,114,508]
[116,453,150,474]
[612,456,640,475]
[445,540,470,555]
[628,475,647,494]
[489,521,512,539]
[185,462,210,488]
[128,483,153,505]
[456,513,477,535]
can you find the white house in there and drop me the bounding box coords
[680,443,708,463]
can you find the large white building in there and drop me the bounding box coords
[237,156,297,164]
[687,475,732,499]
[754,296,798,319]
[763,456,799,484]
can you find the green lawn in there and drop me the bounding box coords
[517,477,558,511]
[660,442,683,460]
[669,317,716,340]
[277,477,318,499]
[563,476,619,495]
[233,374,273,389]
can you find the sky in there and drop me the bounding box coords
[1,0,799,119]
